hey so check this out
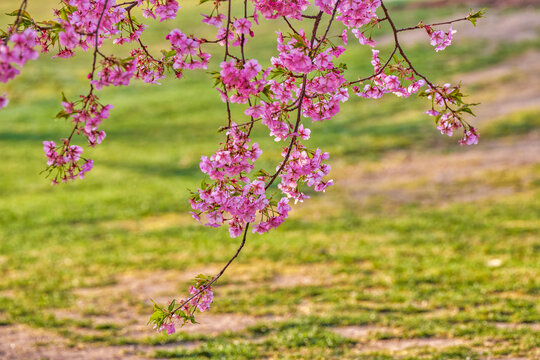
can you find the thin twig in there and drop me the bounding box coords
[171,223,250,316]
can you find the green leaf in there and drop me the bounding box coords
[168,299,176,312]
[5,10,32,19]
[188,315,198,324]
[291,33,305,46]
[468,8,486,27]
[55,110,69,120]
[255,169,270,177]
[150,299,162,312]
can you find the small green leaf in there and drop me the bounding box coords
[255,169,270,177]
[468,9,486,27]
[168,299,176,312]
[6,10,32,19]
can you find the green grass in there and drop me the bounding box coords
[0,1,539,359]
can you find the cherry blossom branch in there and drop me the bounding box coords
[63,1,108,146]
[312,0,342,54]
[2,0,483,332]
[125,5,158,63]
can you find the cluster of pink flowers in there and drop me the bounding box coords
[273,31,314,75]
[215,17,255,47]
[53,0,127,58]
[192,125,277,237]
[303,71,349,121]
[42,140,94,183]
[42,95,110,183]
[219,59,266,103]
[436,112,462,136]
[253,0,309,20]
[0,29,39,104]
[278,146,334,203]
[165,29,211,76]
[64,97,110,147]
[424,83,479,144]
[334,0,381,27]
[155,285,214,335]
[141,0,180,22]
[460,128,479,145]
[0,28,38,82]
[354,50,426,99]
[91,58,137,89]
[426,25,456,52]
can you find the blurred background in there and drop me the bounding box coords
[0,0,539,359]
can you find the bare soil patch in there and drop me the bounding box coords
[358,338,466,352]
[460,51,540,125]
[495,322,540,331]
[0,325,156,360]
[53,265,287,340]
[331,325,394,339]
[317,134,540,209]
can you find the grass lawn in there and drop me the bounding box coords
[0,1,539,359]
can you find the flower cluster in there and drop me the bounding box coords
[42,94,110,183]
[42,141,93,184]
[0,29,39,104]
[191,124,273,237]
[219,59,266,103]
[142,0,180,22]
[166,28,211,76]
[273,31,314,74]
[91,58,137,89]
[426,25,456,52]
[278,145,334,203]
[423,83,479,145]
[53,0,125,58]
[153,276,214,335]
[354,50,426,99]
[253,0,309,20]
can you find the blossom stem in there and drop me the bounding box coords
[171,223,250,316]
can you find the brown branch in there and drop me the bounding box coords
[126,6,159,63]
[12,0,28,32]
[264,74,307,191]
[312,0,342,55]
[171,223,250,316]
[65,1,108,146]
[397,16,469,32]
[349,1,473,87]
[378,1,435,88]
[283,17,300,36]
